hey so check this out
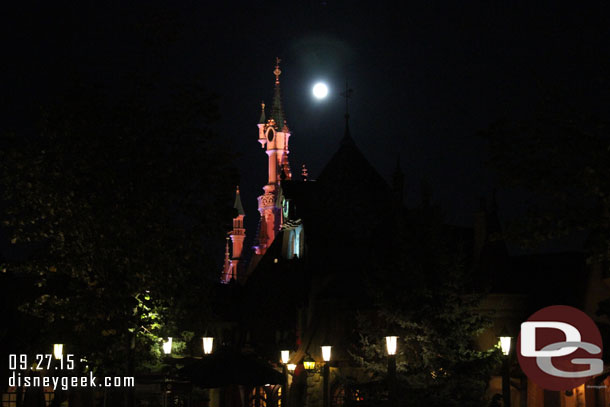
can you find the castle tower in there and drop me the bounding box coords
[221,186,246,283]
[254,58,292,255]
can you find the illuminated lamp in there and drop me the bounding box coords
[303,355,316,371]
[321,346,332,362]
[53,344,63,359]
[281,350,290,364]
[499,336,512,356]
[203,337,214,355]
[162,337,172,355]
[385,336,398,356]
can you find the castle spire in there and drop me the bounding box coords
[258,101,266,124]
[274,57,281,84]
[301,164,309,182]
[340,81,353,143]
[221,186,246,283]
[222,237,231,281]
[234,185,245,215]
[253,58,292,257]
[271,57,287,130]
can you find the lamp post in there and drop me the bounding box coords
[321,346,332,407]
[499,335,512,407]
[53,344,64,360]
[303,355,316,371]
[202,337,214,355]
[280,350,290,407]
[161,337,173,407]
[281,350,290,364]
[385,336,398,407]
[162,337,172,355]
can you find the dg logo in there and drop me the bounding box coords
[517,305,604,391]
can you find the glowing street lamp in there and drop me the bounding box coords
[498,332,513,407]
[279,349,291,407]
[303,355,316,371]
[281,350,290,364]
[202,337,214,355]
[321,346,332,407]
[53,344,63,360]
[385,336,398,407]
[385,336,398,356]
[499,336,512,356]
[321,346,332,362]
[162,337,172,355]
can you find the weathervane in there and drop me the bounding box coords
[340,80,353,119]
[274,57,282,84]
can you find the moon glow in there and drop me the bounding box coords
[312,83,329,99]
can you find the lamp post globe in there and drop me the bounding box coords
[202,337,214,355]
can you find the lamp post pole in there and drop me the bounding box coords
[281,350,291,407]
[282,364,289,407]
[385,336,398,407]
[321,346,332,407]
[502,356,511,407]
[499,335,512,407]
[323,363,330,407]
[303,355,316,407]
[388,354,397,407]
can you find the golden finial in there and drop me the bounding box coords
[301,164,309,181]
[261,101,265,110]
[274,57,282,84]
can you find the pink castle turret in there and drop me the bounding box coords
[253,58,292,256]
[220,186,246,283]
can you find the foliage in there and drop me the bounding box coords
[351,205,499,407]
[480,103,610,257]
[481,92,610,329]
[0,78,237,376]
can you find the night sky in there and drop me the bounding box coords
[2,1,608,239]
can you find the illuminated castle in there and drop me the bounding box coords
[216,59,610,407]
[221,58,304,284]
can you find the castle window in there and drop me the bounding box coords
[267,129,275,142]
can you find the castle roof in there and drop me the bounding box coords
[271,80,286,130]
[233,186,245,216]
[271,58,287,130]
[258,102,266,125]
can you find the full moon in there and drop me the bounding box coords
[312,83,329,99]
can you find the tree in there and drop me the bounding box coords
[0,77,237,383]
[481,89,610,357]
[480,97,610,259]
[351,204,498,407]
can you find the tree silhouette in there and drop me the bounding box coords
[1,77,237,383]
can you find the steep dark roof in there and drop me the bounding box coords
[271,81,286,129]
[313,134,394,260]
[317,132,389,190]
[258,102,266,124]
[233,187,245,216]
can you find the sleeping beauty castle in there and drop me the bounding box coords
[210,59,610,407]
[213,58,404,406]
[220,58,303,285]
